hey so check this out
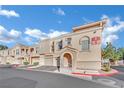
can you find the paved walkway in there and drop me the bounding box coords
[32,65,57,71]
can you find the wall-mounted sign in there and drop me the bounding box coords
[91,36,101,45]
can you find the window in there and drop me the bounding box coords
[51,42,54,53]
[66,38,71,46]
[36,47,39,54]
[26,49,28,54]
[80,36,90,51]
[30,48,34,53]
[13,50,15,55]
[16,49,19,55]
[58,40,63,50]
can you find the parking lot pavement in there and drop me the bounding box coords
[0,77,37,88]
[109,66,124,81]
[92,76,124,88]
[91,66,124,88]
[111,66,124,72]
[0,68,112,88]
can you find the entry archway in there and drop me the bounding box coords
[63,53,72,68]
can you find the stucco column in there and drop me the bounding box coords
[72,52,77,72]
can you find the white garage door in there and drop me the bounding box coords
[45,55,53,65]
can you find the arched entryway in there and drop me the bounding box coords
[63,53,72,68]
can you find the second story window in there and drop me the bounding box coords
[58,40,63,50]
[16,49,19,55]
[36,47,39,54]
[66,38,71,46]
[26,49,28,54]
[30,48,34,53]
[51,42,54,53]
[13,50,15,55]
[80,36,90,51]
[8,51,9,55]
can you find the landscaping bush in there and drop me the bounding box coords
[102,63,111,72]
[33,62,39,66]
[6,62,10,64]
[23,62,29,65]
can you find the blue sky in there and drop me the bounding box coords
[0,5,124,48]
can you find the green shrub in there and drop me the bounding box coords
[33,62,39,66]
[23,62,29,65]
[6,62,10,64]
[102,63,111,72]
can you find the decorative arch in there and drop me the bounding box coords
[63,53,72,67]
[79,36,90,44]
[61,51,74,68]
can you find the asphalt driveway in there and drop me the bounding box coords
[0,68,110,88]
[110,66,124,81]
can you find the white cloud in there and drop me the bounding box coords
[9,29,22,38]
[0,25,68,45]
[103,35,119,44]
[0,25,7,35]
[24,28,47,40]
[24,28,68,40]
[0,25,22,43]
[0,8,20,18]
[101,15,124,45]
[24,37,33,42]
[53,8,65,16]
[23,36,37,45]
[48,29,68,38]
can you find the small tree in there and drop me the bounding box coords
[102,42,120,65]
[0,45,8,50]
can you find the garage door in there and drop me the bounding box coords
[45,55,53,65]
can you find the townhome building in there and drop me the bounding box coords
[0,20,106,73]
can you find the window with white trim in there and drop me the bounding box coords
[66,38,71,46]
[80,36,90,51]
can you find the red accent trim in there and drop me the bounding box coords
[91,36,101,45]
[72,70,119,76]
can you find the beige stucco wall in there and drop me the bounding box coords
[72,29,102,61]
[48,27,102,70]
[76,61,101,70]
[39,39,51,54]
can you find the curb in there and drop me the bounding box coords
[72,70,119,76]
